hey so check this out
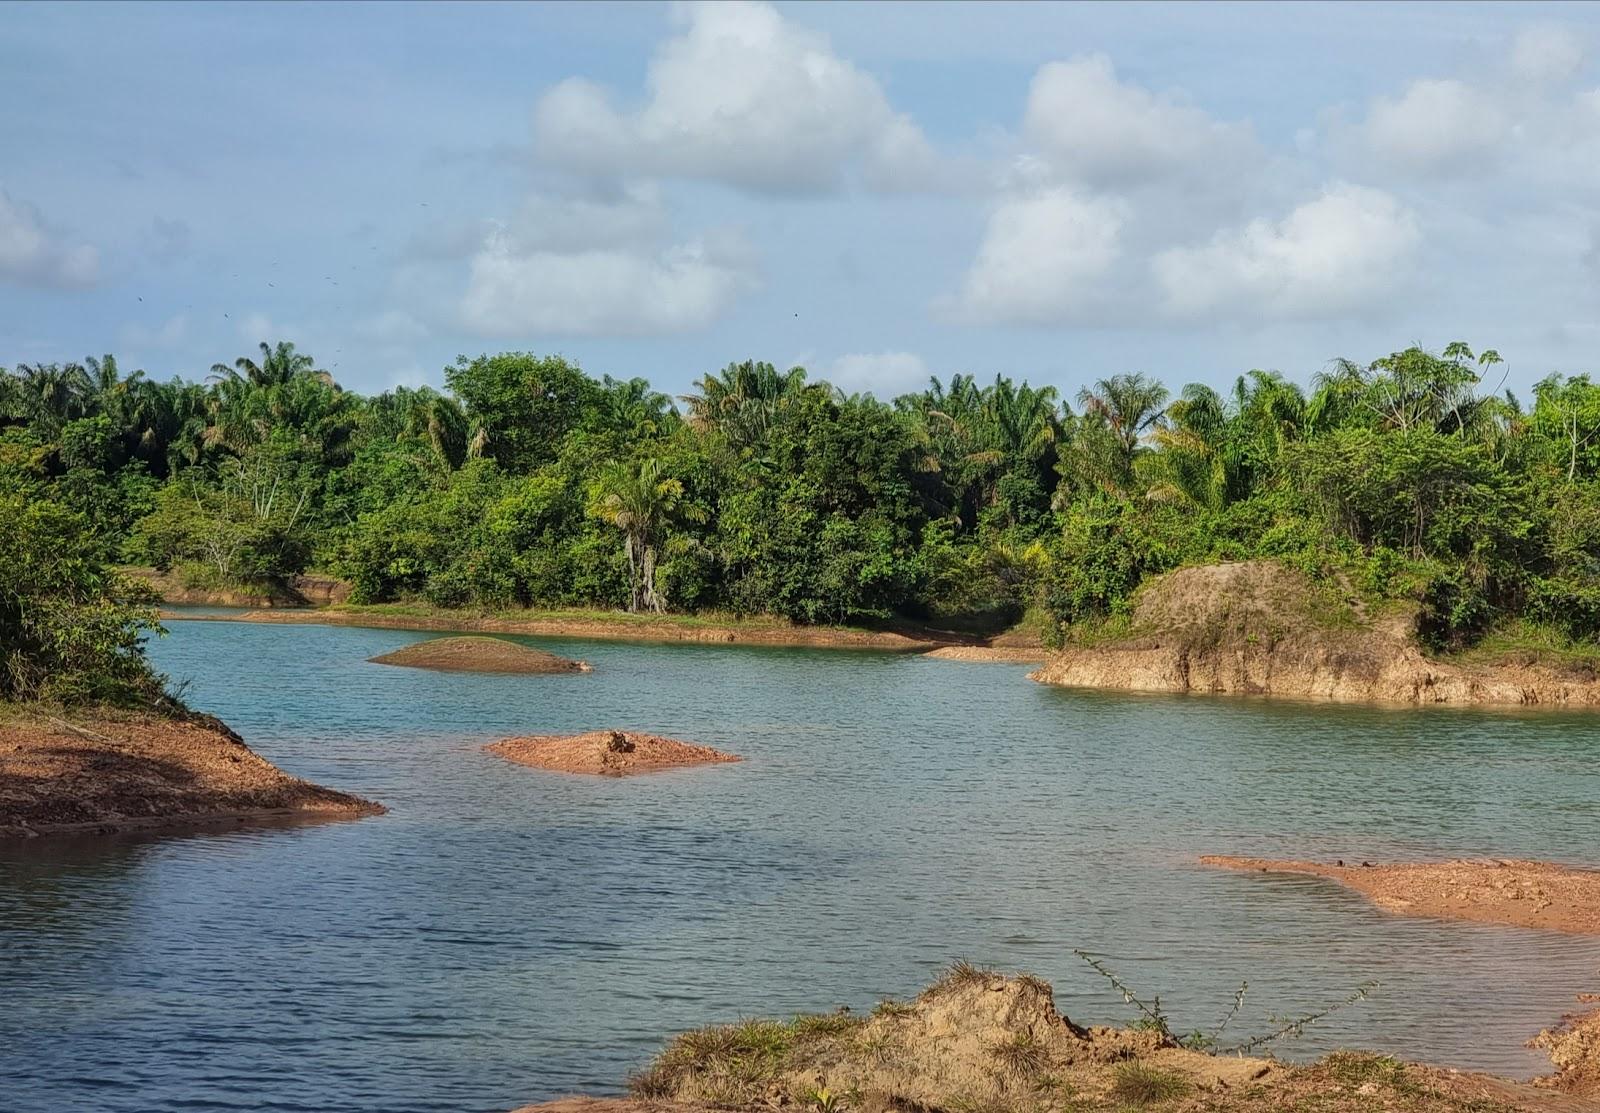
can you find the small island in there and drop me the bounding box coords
[486,730,741,777]
[369,635,591,674]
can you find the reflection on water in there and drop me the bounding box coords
[2,619,1598,1113]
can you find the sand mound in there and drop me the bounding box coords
[486,730,740,777]
[1532,1006,1600,1099]
[369,635,590,674]
[1201,855,1600,935]
[0,711,383,838]
[923,645,1053,663]
[514,969,1582,1113]
[1030,560,1600,706]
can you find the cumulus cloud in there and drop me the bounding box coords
[458,187,756,337]
[951,187,1128,325]
[1021,54,1256,188]
[826,351,931,398]
[1153,183,1420,320]
[533,1,936,192]
[0,190,98,288]
[1360,78,1511,175]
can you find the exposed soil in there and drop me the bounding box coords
[1030,560,1600,707]
[0,710,383,838]
[125,566,351,607]
[1531,1005,1600,1099]
[510,969,1585,1113]
[369,635,590,674]
[167,607,961,651]
[923,645,1054,663]
[486,730,741,777]
[1200,855,1600,935]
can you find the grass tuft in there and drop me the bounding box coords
[989,1031,1049,1080]
[1109,1062,1190,1107]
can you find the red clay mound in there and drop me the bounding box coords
[1201,855,1600,935]
[369,635,590,674]
[486,730,741,777]
[0,711,384,838]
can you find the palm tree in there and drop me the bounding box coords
[681,360,813,449]
[210,341,322,388]
[588,458,705,613]
[1076,372,1169,485]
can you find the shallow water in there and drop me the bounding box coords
[3,616,1599,1113]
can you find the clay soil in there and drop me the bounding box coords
[1201,855,1600,935]
[486,730,741,777]
[923,645,1053,663]
[509,969,1589,1113]
[0,710,383,838]
[369,635,590,674]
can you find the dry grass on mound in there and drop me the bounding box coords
[0,710,383,838]
[514,968,1575,1113]
[486,730,741,777]
[369,635,590,674]
[1201,856,1600,936]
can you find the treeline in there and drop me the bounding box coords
[6,340,1600,658]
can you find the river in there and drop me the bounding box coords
[2,615,1597,1112]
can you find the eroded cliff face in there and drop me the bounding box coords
[1029,561,1600,707]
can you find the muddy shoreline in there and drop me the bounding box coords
[1201,855,1600,935]
[161,606,969,651]
[0,710,383,839]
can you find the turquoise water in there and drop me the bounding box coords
[3,615,1599,1113]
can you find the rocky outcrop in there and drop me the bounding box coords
[1030,561,1600,706]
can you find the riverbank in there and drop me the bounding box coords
[122,566,351,607]
[510,968,1594,1113]
[0,708,383,838]
[161,603,973,651]
[1030,561,1600,708]
[1201,856,1600,935]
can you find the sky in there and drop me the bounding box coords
[3,0,1599,402]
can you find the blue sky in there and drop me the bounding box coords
[4,1,1598,400]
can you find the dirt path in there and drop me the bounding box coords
[0,711,382,838]
[1200,855,1600,935]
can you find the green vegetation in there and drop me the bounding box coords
[8,339,1600,660]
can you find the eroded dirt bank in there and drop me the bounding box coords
[369,635,590,674]
[1201,856,1600,935]
[125,567,351,607]
[923,645,1054,663]
[165,607,957,651]
[1030,561,1600,707]
[509,969,1592,1113]
[486,730,741,776]
[0,710,384,838]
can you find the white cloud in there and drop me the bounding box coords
[1360,78,1510,175]
[826,351,930,398]
[1154,183,1420,320]
[533,1,936,192]
[0,190,98,288]
[1511,25,1586,85]
[1021,54,1255,188]
[458,189,757,337]
[951,187,1128,325]
[353,309,429,346]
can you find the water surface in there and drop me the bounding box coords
[3,616,1598,1112]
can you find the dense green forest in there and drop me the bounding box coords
[7,338,1600,691]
